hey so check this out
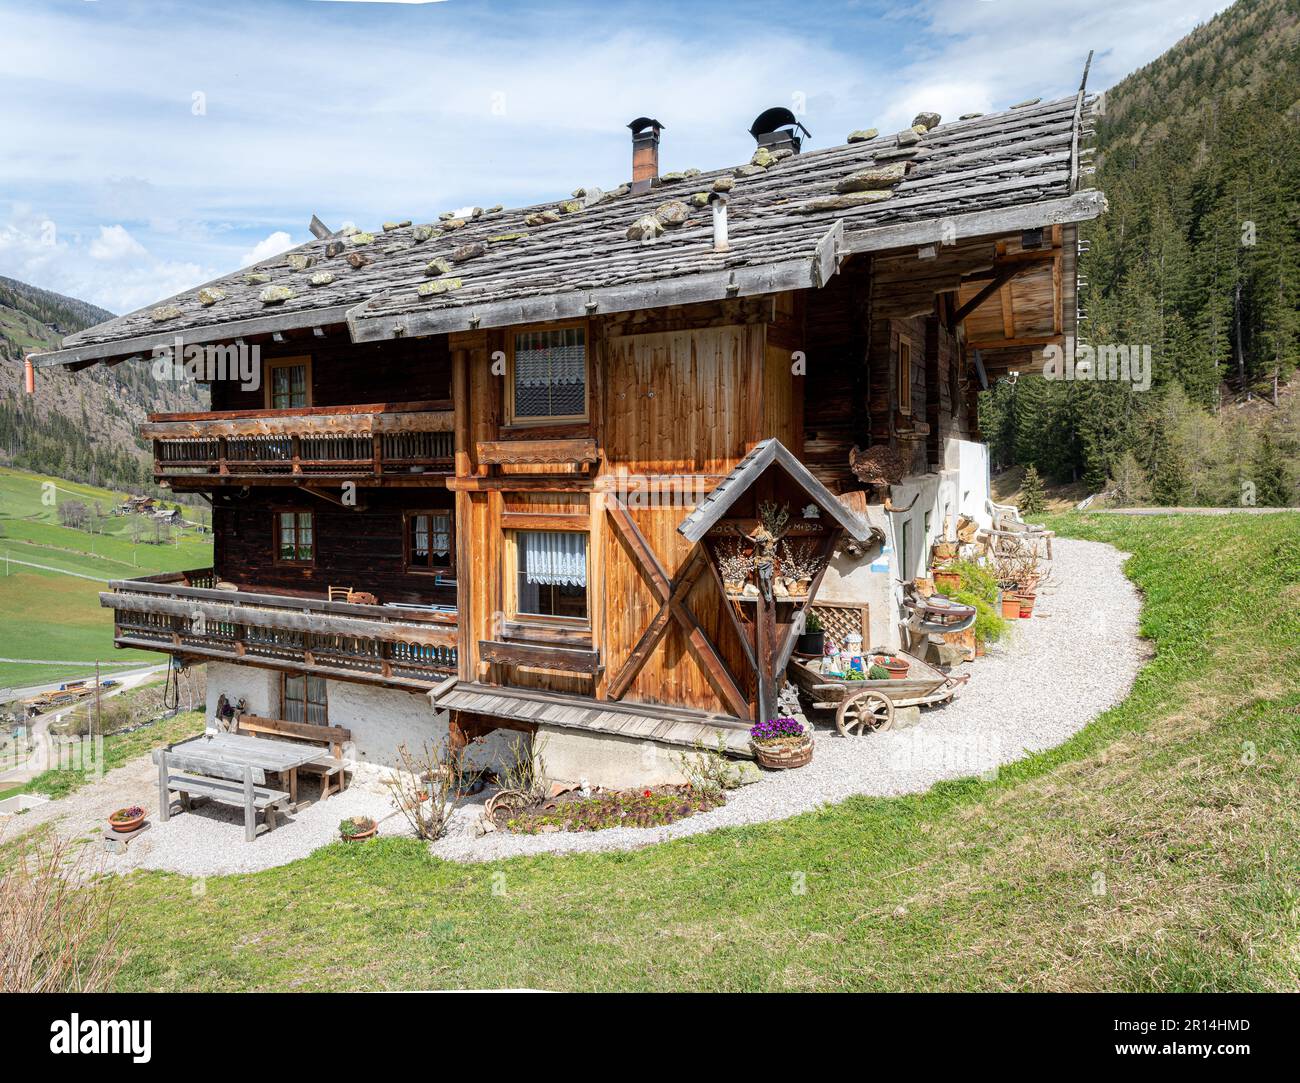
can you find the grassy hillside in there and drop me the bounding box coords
[0,467,212,690]
[95,513,1299,992]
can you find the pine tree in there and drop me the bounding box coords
[1251,432,1292,507]
[1019,465,1046,518]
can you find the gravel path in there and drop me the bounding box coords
[2,538,1143,874]
[1,755,416,877]
[429,537,1145,862]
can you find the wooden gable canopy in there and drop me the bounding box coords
[677,438,872,722]
[678,439,873,545]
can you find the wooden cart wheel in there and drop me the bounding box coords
[836,690,895,737]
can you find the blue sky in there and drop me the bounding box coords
[1,0,1233,315]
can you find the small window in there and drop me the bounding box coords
[898,340,912,414]
[509,326,586,423]
[275,510,314,564]
[283,672,328,724]
[514,530,587,618]
[405,510,453,575]
[267,357,310,410]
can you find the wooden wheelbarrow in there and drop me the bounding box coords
[786,651,968,737]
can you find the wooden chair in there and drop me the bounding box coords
[328,586,353,603]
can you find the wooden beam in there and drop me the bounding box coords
[953,262,1030,325]
[999,282,1016,339]
[478,639,602,674]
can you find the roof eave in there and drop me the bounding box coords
[842,189,1105,256]
[30,303,356,369]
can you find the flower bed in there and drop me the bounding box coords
[503,785,724,834]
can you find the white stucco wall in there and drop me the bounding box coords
[203,662,513,771]
[816,502,902,652]
[536,726,688,789]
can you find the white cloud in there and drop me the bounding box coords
[0,208,209,315]
[88,224,147,262]
[240,231,296,268]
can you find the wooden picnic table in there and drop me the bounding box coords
[171,731,324,809]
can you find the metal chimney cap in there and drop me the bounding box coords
[748,107,810,140]
[628,117,665,134]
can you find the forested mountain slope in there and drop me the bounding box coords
[0,276,207,493]
[981,0,1300,505]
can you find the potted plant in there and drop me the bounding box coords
[1001,592,1022,619]
[872,655,910,680]
[796,610,825,656]
[749,717,813,770]
[339,815,378,842]
[1018,592,1037,618]
[107,805,146,833]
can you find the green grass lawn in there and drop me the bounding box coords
[51,514,1300,990]
[0,467,211,689]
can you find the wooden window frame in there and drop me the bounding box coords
[264,355,313,411]
[504,527,590,628]
[281,671,328,724]
[403,509,455,578]
[273,507,316,567]
[503,320,590,428]
[898,339,912,415]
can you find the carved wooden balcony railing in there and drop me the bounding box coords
[101,568,457,691]
[140,401,454,487]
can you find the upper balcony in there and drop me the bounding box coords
[141,400,455,489]
[101,568,457,691]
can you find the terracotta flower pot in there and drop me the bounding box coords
[108,806,146,834]
[933,570,961,594]
[1018,592,1037,618]
[1001,594,1022,619]
[340,818,378,842]
[873,655,910,680]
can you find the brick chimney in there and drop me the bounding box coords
[628,117,663,195]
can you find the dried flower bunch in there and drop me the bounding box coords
[716,538,751,584]
[757,500,791,537]
[779,539,825,581]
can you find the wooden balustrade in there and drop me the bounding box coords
[103,569,457,691]
[141,401,454,487]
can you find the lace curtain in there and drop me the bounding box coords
[519,531,587,586]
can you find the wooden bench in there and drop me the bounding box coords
[154,746,290,843]
[236,716,352,800]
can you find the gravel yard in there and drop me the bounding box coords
[3,538,1143,874]
[430,537,1145,862]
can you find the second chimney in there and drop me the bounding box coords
[628,117,664,195]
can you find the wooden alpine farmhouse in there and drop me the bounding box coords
[33,84,1101,785]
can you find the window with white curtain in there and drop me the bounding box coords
[510,327,586,421]
[514,530,587,618]
[283,673,328,724]
[405,511,453,574]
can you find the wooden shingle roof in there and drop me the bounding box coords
[35,95,1101,369]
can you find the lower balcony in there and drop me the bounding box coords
[101,568,457,691]
[140,401,454,489]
